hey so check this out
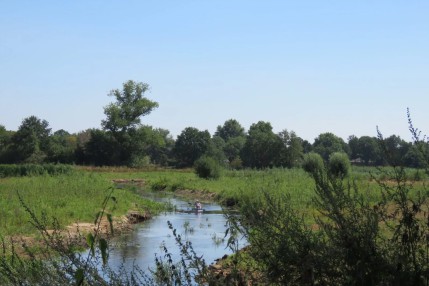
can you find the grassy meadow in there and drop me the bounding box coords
[1,165,426,238]
[0,170,163,236]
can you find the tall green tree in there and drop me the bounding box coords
[404,142,429,168]
[215,119,245,141]
[223,136,246,162]
[84,129,120,166]
[9,116,51,163]
[215,119,246,164]
[277,129,304,168]
[99,80,159,166]
[173,127,211,167]
[128,126,174,167]
[45,129,77,163]
[241,121,283,168]
[313,132,348,161]
[358,136,381,165]
[102,80,159,134]
[379,134,410,166]
[348,135,360,160]
[0,125,13,163]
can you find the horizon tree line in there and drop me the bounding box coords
[0,80,426,169]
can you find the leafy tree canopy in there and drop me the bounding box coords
[102,80,159,134]
[241,121,283,168]
[173,127,211,167]
[313,132,348,161]
[9,116,52,163]
[215,119,245,141]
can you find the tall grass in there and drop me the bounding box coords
[0,163,73,178]
[0,171,162,236]
[2,166,424,237]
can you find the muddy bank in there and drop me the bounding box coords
[4,210,151,257]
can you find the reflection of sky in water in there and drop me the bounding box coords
[107,197,246,273]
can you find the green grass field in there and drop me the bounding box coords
[0,170,163,236]
[1,165,426,237]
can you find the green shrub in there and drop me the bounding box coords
[194,156,221,179]
[150,177,169,191]
[302,152,324,176]
[328,152,350,178]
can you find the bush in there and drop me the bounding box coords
[194,156,221,179]
[328,152,350,178]
[302,152,324,176]
[150,177,169,191]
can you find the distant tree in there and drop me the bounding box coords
[9,116,51,163]
[46,129,77,163]
[215,119,245,141]
[313,132,348,161]
[102,80,158,134]
[277,129,304,168]
[348,135,359,160]
[100,80,159,166]
[302,139,313,153]
[0,125,13,163]
[241,121,283,168]
[128,126,174,167]
[215,119,246,166]
[84,129,120,166]
[378,134,411,167]
[205,135,227,165]
[74,129,92,164]
[223,136,246,162]
[357,136,381,165]
[404,142,429,168]
[173,127,211,167]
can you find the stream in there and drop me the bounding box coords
[106,195,246,273]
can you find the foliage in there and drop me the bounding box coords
[223,136,245,163]
[45,129,77,164]
[313,132,349,161]
[240,121,283,168]
[204,135,228,165]
[83,129,120,166]
[7,116,51,163]
[302,152,324,175]
[277,129,304,168]
[327,152,351,178]
[0,163,73,178]
[378,133,412,167]
[215,119,245,141]
[229,112,429,285]
[349,135,382,165]
[233,191,321,285]
[194,155,222,180]
[102,80,158,134]
[173,127,211,167]
[0,125,13,163]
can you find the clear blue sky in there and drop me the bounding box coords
[1,1,428,142]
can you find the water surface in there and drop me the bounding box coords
[107,196,245,273]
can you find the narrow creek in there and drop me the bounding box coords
[106,194,246,273]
